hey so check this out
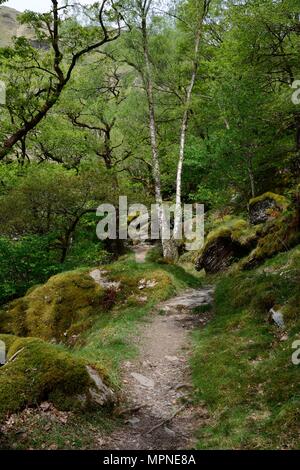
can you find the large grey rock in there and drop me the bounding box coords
[89,269,120,290]
[249,199,277,225]
[158,288,214,311]
[86,366,115,406]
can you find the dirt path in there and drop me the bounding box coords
[97,286,213,450]
[131,243,153,263]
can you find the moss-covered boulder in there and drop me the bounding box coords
[0,334,114,421]
[195,219,257,274]
[240,210,300,270]
[248,192,288,225]
[1,271,106,344]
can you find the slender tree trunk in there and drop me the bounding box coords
[174,1,210,240]
[60,217,80,263]
[247,154,256,198]
[59,208,99,263]
[292,112,300,180]
[141,17,162,209]
[140,8,176,259]
[295,112,300,152]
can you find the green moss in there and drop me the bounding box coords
[240,210,300,269]
[195,218,258,272]
[192,246,300,449]
[3,271,105,343]
[249,192,289,210]
[0,335,111,421]
[203,218,257,250]
[0,333,18,350]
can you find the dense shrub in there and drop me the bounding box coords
[0,235,60,304]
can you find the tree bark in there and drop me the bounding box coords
[174,0,211,240]
[247,154,256,198]
[139,2,176,259]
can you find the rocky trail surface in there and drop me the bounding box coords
[131,242,153,263]
[97,247,213,450]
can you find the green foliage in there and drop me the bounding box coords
[0,163,114,305]
[0,235,60,304]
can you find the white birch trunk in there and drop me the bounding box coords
[140,2,176,259]
[174,1,210,240]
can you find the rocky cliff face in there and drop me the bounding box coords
[0,6,33,47]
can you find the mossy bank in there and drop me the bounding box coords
[192,245,300,449]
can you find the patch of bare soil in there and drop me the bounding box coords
[131,243,153,263]
[97,288,213,450]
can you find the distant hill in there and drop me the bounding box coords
[0,6,33,47]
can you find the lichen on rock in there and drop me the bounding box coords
[240,209,300,270]
[248,192,289,225]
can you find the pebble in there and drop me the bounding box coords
[164,426,176,437]
[165,355,179,362]
[131,372,155,388]
[126,417,140,426]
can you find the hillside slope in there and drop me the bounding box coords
[0,6,33,47]
[192,245,300,449]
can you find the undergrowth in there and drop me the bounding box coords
[192,245,300,449]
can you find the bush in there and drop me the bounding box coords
[0,235,61,305]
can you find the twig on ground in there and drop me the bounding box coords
[7,348,25,363]
[144,405,186,435]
